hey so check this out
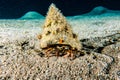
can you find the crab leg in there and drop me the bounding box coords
[63,50,71,58]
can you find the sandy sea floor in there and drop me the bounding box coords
[0,16,120,42]
[0,16,120,79]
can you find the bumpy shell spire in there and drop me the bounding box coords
[39,3,82,50]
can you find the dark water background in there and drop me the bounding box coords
[0,0,120,19]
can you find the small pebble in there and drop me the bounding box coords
[117,71,120,78]
[0,45,4,48]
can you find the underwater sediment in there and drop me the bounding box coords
[0,4,120,80]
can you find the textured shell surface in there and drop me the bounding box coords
[39,3,82,51]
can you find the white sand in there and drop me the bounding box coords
[0,16,120,80]
[0,16,120,43]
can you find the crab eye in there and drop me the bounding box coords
[59,39,64,44]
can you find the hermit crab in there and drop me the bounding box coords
[38,4,82,58]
